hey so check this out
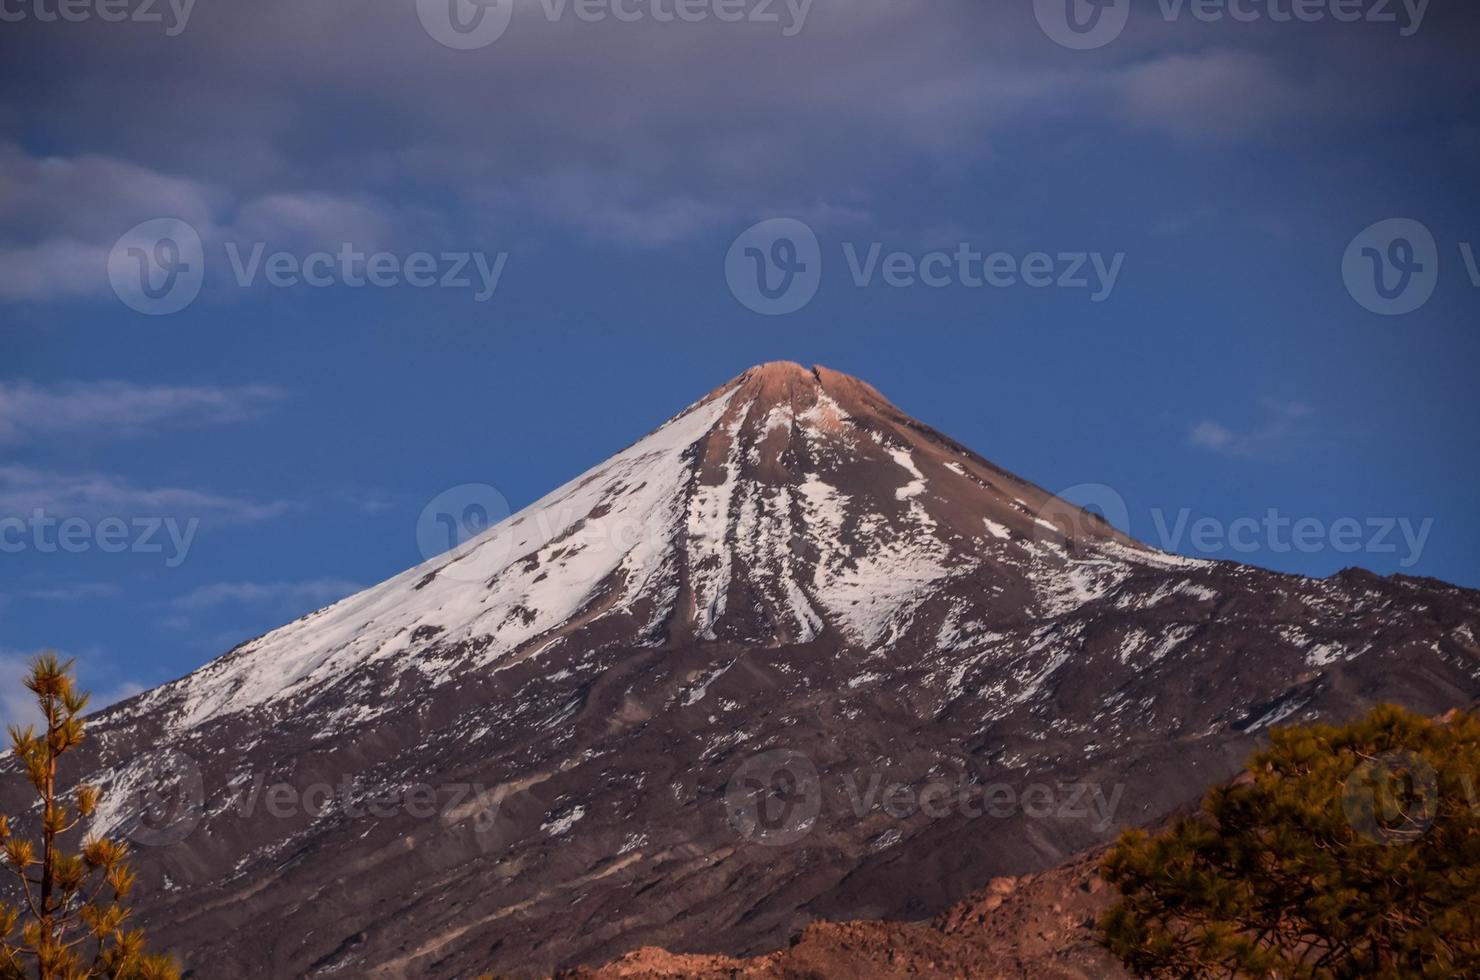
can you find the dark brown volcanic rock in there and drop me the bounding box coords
[5,363,1476,978]
[562,702,1480,980]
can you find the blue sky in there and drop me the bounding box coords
[2,0,1478,707]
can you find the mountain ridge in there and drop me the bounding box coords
[7,363,1476,978]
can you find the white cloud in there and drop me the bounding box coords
[0,143,222,302]
[4,3,1469,272]
[169,579,362,611]
[0,142,221,244]
[13,583,122,602]
[1188,420,1236,453]
[0,143,412,303]
[0,3,1084,260]
[1111,51,1312,143]
[226,192,397,253]
[1188,399,1315,460]
[0,465,290,523]
[0,381,283,444]
[0,240,114,302]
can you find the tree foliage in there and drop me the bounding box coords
[1,653,179,980]
[1100,704,1480,978]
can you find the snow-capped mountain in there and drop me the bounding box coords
[13,363,1478,978]
[115,362,1183,735]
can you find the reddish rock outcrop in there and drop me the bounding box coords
[557,850,1124,979]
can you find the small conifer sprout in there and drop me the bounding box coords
[0,653,180,980]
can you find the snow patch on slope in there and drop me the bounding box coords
[146,391,738,732]
[797,473,954,646]
[889,446,927,501]
[687,404,751,638]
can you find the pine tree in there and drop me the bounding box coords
[1100,704,1480,978]
[0,653,180,980]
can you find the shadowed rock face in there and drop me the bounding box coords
[6,363,1476,978]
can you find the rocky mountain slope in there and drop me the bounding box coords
[6,362,1477,978]
[562,702,1480,980]
[557,849,1121,980]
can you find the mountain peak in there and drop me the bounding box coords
[741,359,819,381]
[55,369,1480,980]
[121,362,1177,736]
[720,361,893,417]
[718,361,823,414]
